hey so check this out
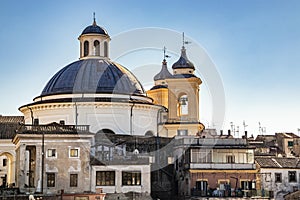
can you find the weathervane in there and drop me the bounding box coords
[163,46,171,60]
[182,32,191,47]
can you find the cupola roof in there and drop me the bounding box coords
[172,46,195,70]
[81,15,109,36]
[154,59,172,81]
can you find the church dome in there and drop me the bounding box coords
[81,24,108,36]
[81,17,109,36]
[172,46,195,70]
[154,59,172,81]
[41,59,145,96]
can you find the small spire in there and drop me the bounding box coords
[93,12,97,26]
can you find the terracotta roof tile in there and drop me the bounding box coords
[0,116,24,123]
[256,157,300,168]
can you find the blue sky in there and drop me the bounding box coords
[0,0,299,136]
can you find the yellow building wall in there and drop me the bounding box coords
[146,88,169,108]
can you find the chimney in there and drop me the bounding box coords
[228,129,231,136]
[220,130,223,136]
[245,131,248,138]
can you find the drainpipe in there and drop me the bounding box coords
[27,107,34,125]
[129,96,135,135]
[75,102,78,126]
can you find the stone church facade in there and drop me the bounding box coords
[0,17,258,200]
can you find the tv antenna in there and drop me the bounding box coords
[243,120,248,133]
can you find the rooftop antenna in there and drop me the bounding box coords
[230,122,235,134]
[243,120,248,133]
[259,122,262,135]
[236,126,240,138]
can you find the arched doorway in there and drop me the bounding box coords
[0,151,15,187]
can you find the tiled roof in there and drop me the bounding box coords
[0,116,24,123]
[276,132,299,138]
[256,157,300,168]
[0,116,24,139]
[255,135,276,142]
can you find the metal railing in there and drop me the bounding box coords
[17,124,90,134]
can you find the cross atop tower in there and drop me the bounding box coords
[93,12,97,26]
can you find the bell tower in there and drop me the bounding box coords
[164,34,204,137]
[147,47,173,109]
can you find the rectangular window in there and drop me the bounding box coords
[96,171,115,186]
[275,173,282,183]
[3,159,7,167]
[47,173,55,187]
[177,130,188,136]
[122,171,141,186]
[70,174,78,187]
[226,155,235,163]
[69,148,79,158]
[289,171,297,182]
[288,141,294,147]
[241,181,253,190]
[47,149,56,158]
[190,149,212,163]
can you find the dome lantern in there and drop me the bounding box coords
[78,13,111,60]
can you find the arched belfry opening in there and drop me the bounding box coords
[178,94,188,117]
[84,41,89,57]
[94,40,100,56]
[104,41,108,57]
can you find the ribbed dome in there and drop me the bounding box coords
[41,59,145,96]
[81,18,109,36]
[154,59,172,81]
[172,46,195,70]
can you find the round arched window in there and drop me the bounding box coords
[84,41,89,57]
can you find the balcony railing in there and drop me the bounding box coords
[175,137,248,146]
[17,124,90,134]
[188,163,256,170]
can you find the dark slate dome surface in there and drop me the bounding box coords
[81,24,108,36]
[41,59,145,96]
[154,60,173,81]
[172,47,195,70]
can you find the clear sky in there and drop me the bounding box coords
[0,0,299,136]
